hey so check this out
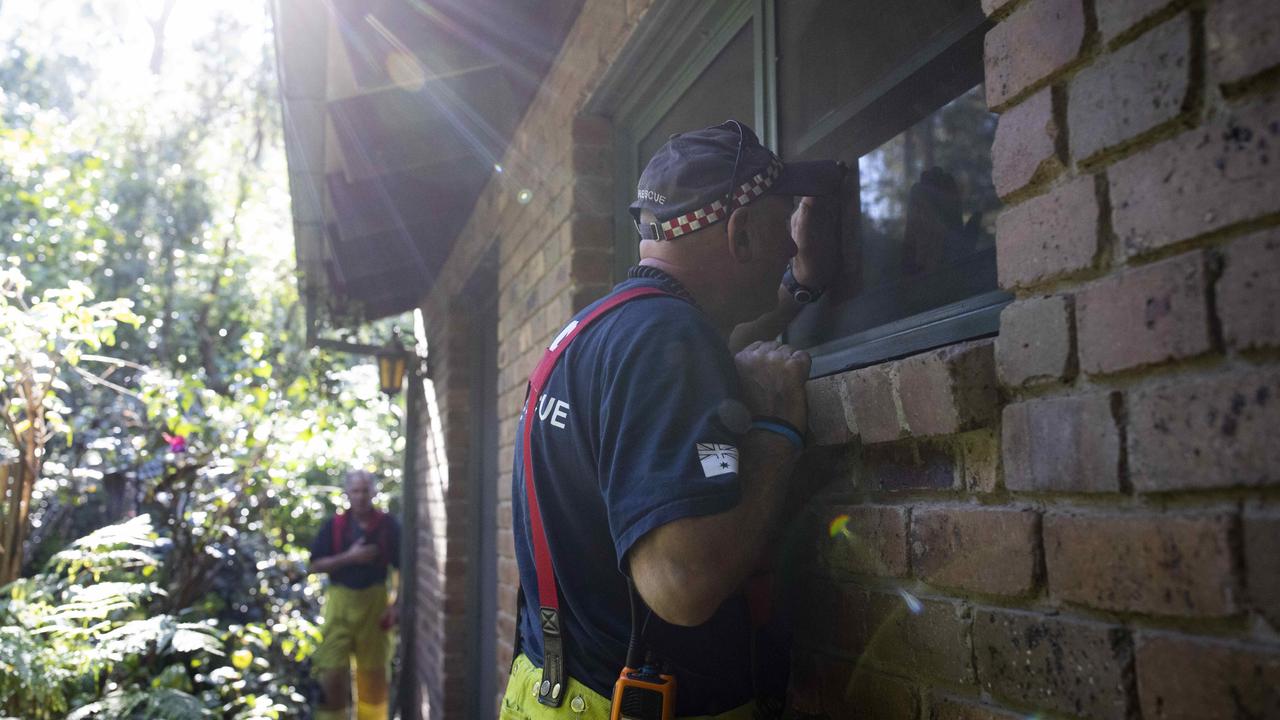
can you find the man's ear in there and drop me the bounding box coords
[726,206,752,264]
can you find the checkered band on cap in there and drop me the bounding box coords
[655,158,784,241]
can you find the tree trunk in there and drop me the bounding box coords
[0,462,32,586]
[148,0,180,75]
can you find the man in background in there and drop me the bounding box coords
[308,469,401,720]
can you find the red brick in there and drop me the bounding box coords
[1245,514,1280,628]
[991,88,1063,197]
[1076,251,1214,376]
[865,441,958,492]
[816,505,909,578]
[1068,13,1194,163]
[985,0,1087,109]
[569,177,612,217]
[974,609,1132,720]
[930,695,1023,720]
[1110,91,1280,257]
[910,506,1039,596]
[1218,229,1280,350]
[498,555,519,588]
[1128,369,1280,492]
[996,175,1100,289]
[847,362,903,444]
[570,140,613,178]
[1096,0,1182,44]
[884,596,974,685]
[1002,392,1121,493]
[568,248,611,286]
[1136,634,1280,719]
[1044,512,1240,616]
[571,114,613,147]
[827,665,918,720]
[1208,0,1280,87]
[817,588,974,685]
[897,340,999,437]
[995,295,1075,387]
[564,213,613,252]
[792,654,917,718]
[806,372,857,446]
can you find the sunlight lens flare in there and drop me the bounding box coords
[896,588,924,615]
[516,188,533,205]
[828,514,852,539]
[386,50,426,91]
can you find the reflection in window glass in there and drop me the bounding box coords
[857,85,998,297]
[786,81,1002,353]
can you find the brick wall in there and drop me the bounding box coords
[408,2,656,716]
[790,0,1280,717]
[409,305,477,719]
[404,0,1280,717]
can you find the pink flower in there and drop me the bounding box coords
[163,432,187,454]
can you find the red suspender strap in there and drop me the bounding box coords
[523,286,672,707]
[332,512,346,556]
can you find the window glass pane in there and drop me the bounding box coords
[788,83,999,349]
[777,0,975,159]
[854,84,999,316]
[777,0,1004,361]
[638,22,755,168]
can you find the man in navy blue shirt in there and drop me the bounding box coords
[502,121,843,719]
[309,470,401,720]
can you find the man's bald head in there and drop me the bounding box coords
[344,470,376,516]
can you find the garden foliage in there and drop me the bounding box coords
[0,1,405,716]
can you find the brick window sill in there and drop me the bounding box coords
[805,338,1000,445]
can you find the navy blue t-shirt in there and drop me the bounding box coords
[309,513,401,589]
[512,275,755,715]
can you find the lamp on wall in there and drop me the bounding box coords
[376,335,409,396]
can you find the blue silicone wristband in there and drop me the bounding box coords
[750,418,805,450]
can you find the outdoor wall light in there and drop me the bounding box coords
[376,336,409,396]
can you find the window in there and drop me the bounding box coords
[776,0,1007,376]
[599,0,1008,376]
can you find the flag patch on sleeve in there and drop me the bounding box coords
[697,443,739,478]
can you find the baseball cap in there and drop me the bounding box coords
[630,120,845,241]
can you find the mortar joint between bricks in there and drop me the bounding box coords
[1030,509,1047,595]
[1226,505,1248,611]
[1204,247,1227,354]
[1109,390,1133,496]
[1186,5,1209,130]
[1092,171,1119,273]
[886,362,909,439]
[1220,62,1280,101]
[1079,0,1102,53]
[1119,211,1280,269]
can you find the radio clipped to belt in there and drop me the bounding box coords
[610,578,676,720]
